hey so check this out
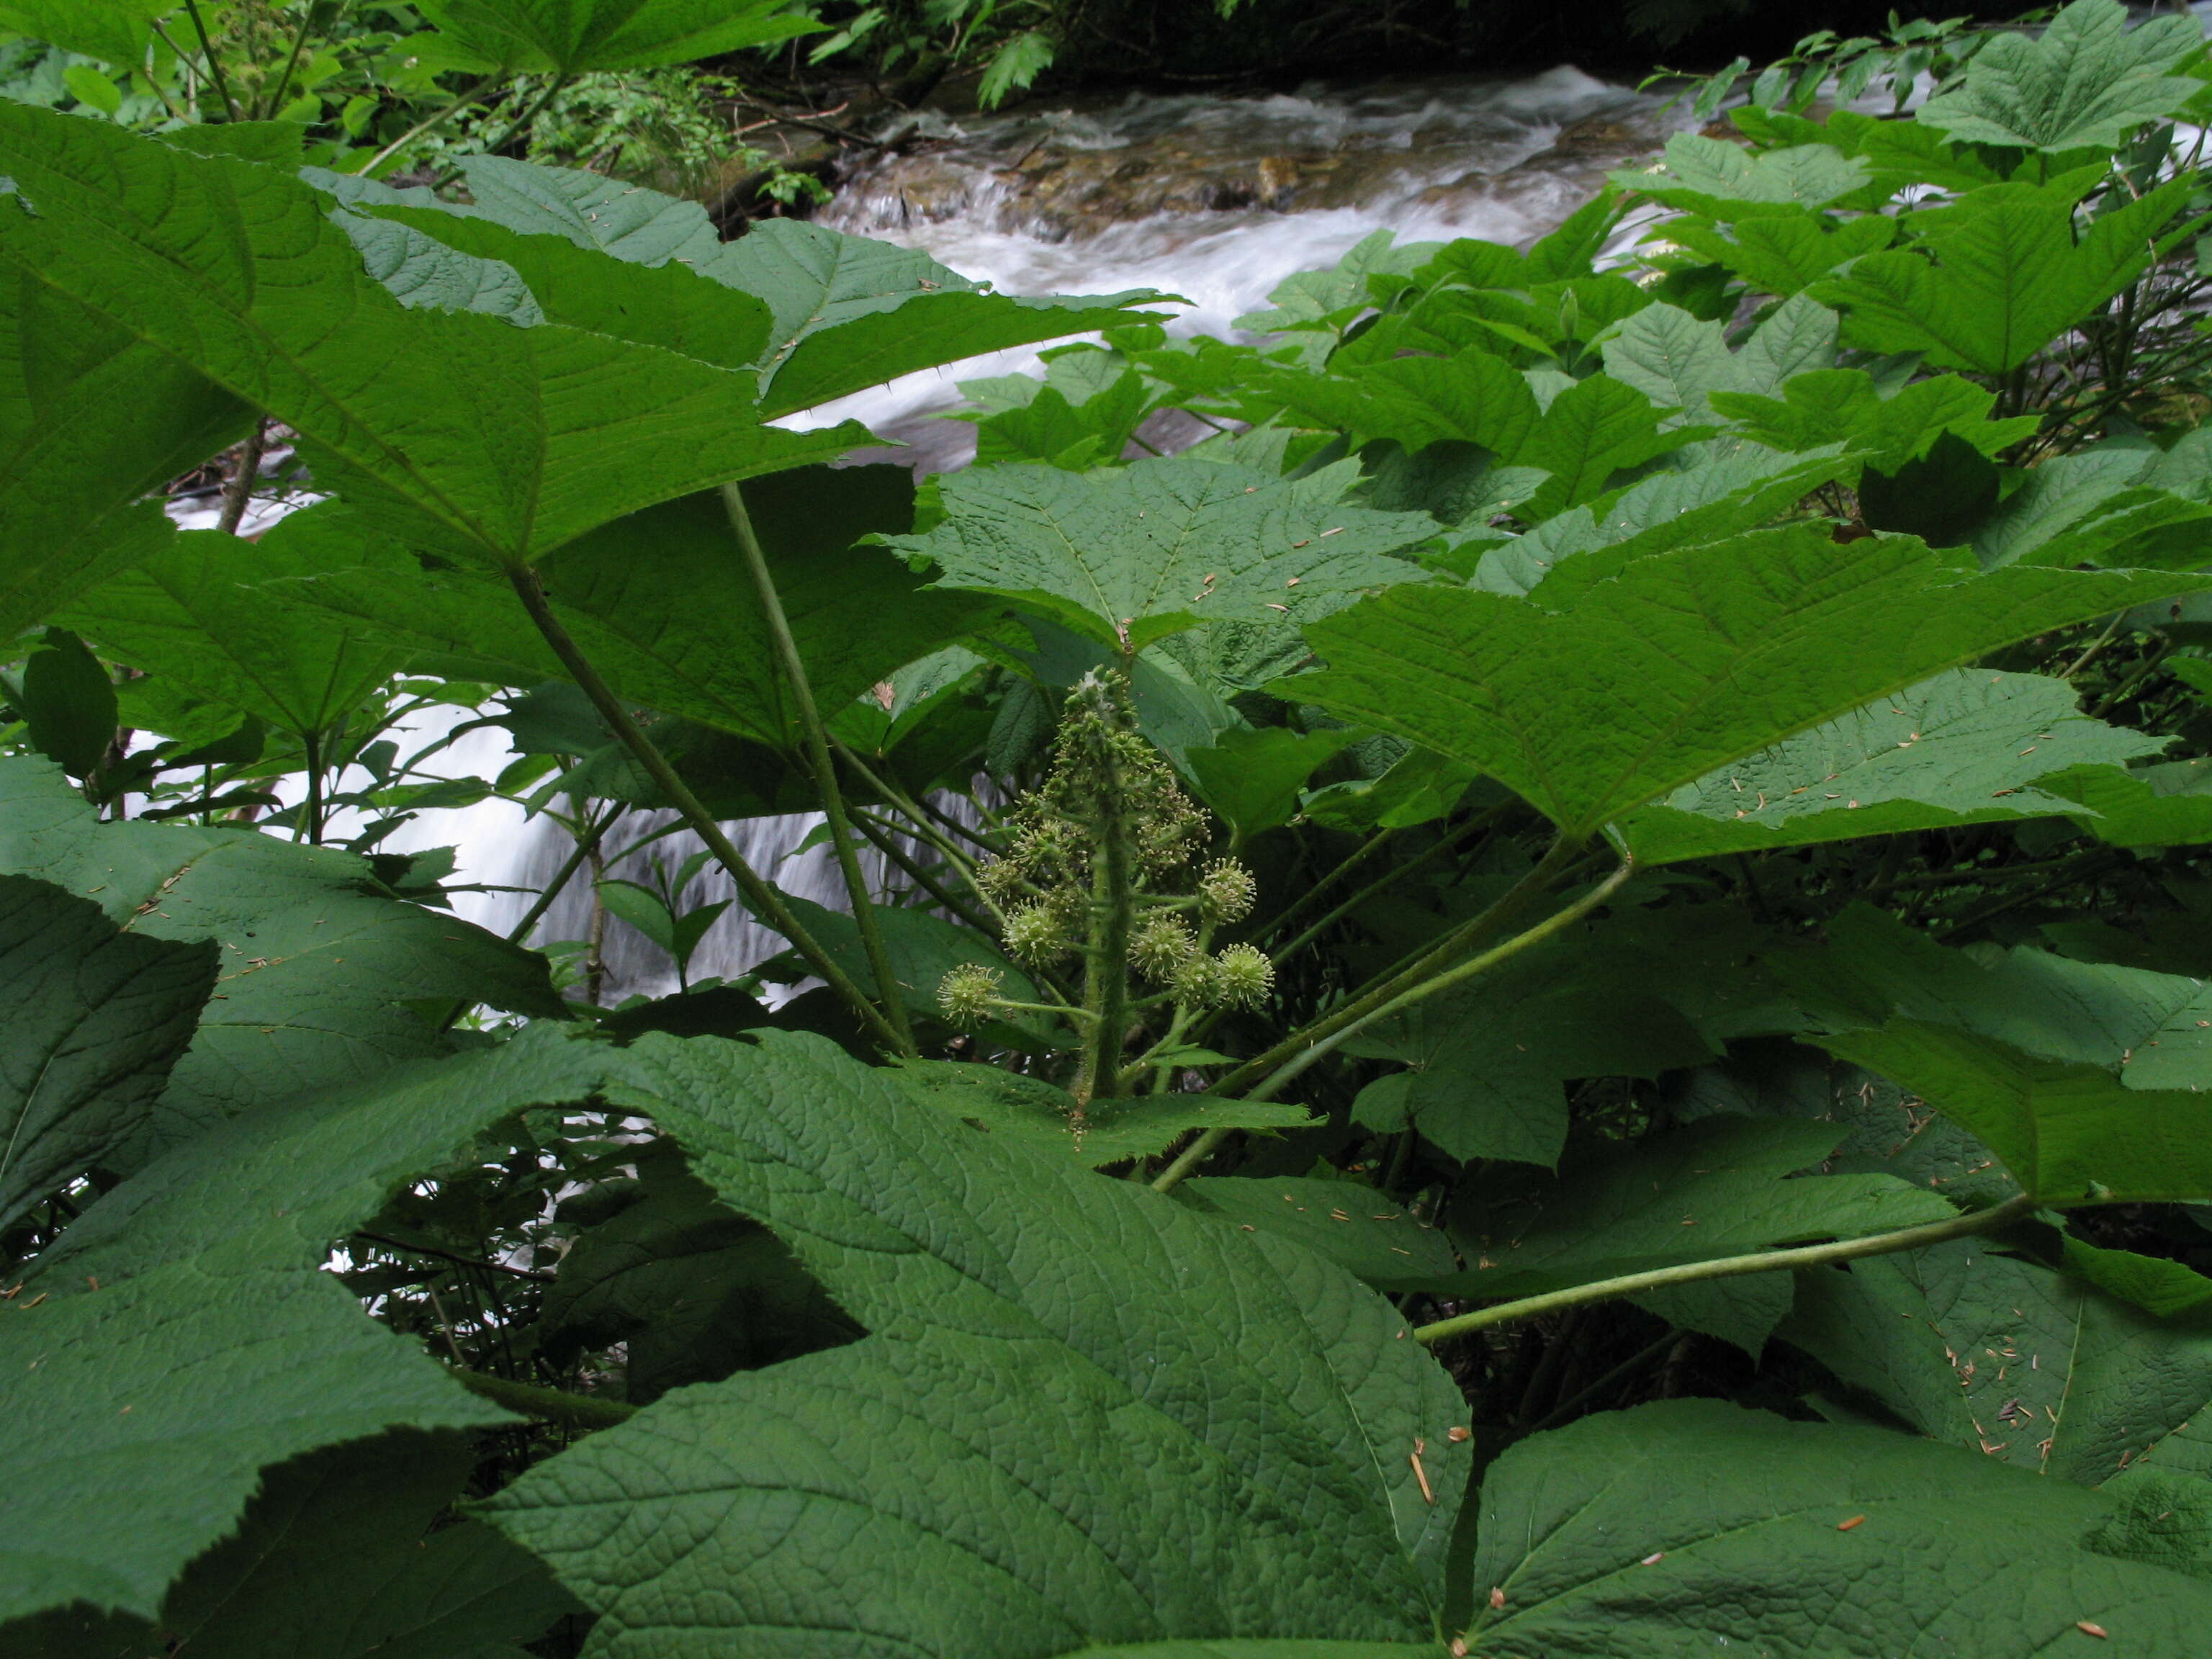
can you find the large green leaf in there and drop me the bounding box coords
[358,156,1166,417]
[0,875,215,1231]
[1781,1238,2212,1482]
[487,1030,1473,1655]
[58,530,413,739]
[0,267,249,641]
[0,757,561,1160]
[27,1025,608,1292]
[891,457,1436,652]
[1917,0,2204,153]
[1464,1401,2212,1655]
[536,1143,857,1404]
[259,470,984,748]
[1619,667,2167,863]
[1788,907,2212,1201]
[2050,755,2212,847]
[24,1430,580,1659]
[1171,1176,1459,1283]
[1287,523,2210,837]
[417,0,818,72]
[0,1236,512,1627]
[0,105,859,570]
[1813,176,2192,374]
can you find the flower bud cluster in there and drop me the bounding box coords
[1174,941,1274,1012]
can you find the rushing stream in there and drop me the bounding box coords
[380,67,1693,999]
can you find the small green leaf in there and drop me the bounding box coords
[1180,726,1357,842]
[17,629,117,778]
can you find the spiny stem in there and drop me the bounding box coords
[1151,848,1628,1194]
[1076,744,1136,1104]
[1208,836,1591,1103]
[1413,1194,2039,1346]
[215,418,269,536]
[505,565,907,1053]
[181,0,240,121]
[446,1367,636,1431]
[721,481,914,1055]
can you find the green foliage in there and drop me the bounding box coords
[17,5,2212,1655]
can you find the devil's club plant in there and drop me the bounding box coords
[17,1,2212,1655]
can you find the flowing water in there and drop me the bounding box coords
[375,67,1692,999]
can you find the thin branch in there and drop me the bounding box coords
[180,0,241,121]
[215,418,269,536]
[505,565,907,1053]
[1413,1195,2039,1346]
[505,803,625,944]
[357,75,498,176]
[721,482,915,1055]
[356,1231,554,1282]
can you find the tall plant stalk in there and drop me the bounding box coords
[505,565,908,1052]
[720,482,916,1055]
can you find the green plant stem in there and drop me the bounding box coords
[432,73,568,189]
[298,729,323,845]
[1214,836,1591,1103]
[1269,809,1497,967]
[1152,846,1627,1194]
[446,1367,637,1431]
[505,565,907,1054]
[721,482,914,1056]
[357,75,497,175]
[181,0,241,120]
[1413,1194,2039,1346]
[1254,824,1398,944]
[849,809,992,930]
[505,804,625,944]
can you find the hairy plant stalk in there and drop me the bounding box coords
[721,482,915,1054]
[1074,742,1137,1104]
[180,0,240,120]
[1413,1194,2040,1346]
[505,565,907,1052]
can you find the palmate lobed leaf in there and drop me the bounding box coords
[0,757,560,1163]
[1286,523,2212,837]
[0,269,251,642]
[354,156,1169,417]
[417,0,820,73]
[1813,174,2194,375]
[486,1030,1472,1657]
[1619,667,2170,864]
[1781,1238,2212,1483]
[1466,1400,2212,1655]
[58,531,415,742]
[0,104,860,571]
[1915,0,2205,153]
[892,457,1437,652]
[258,467,985,750]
